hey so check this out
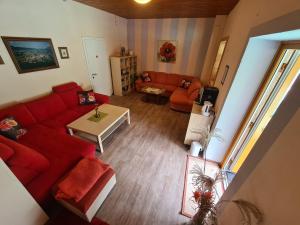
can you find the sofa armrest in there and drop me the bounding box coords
[135,79,143,85]
[94,93,110,104]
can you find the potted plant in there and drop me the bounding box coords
[186,127,263,225]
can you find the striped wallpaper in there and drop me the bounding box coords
[128,18,215,77]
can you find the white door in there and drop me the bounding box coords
[82,37,113,96]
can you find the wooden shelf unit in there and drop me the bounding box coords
[110,55,137,96]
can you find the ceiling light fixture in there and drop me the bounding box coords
[134,0,151,4]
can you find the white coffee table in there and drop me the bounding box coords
[67,104,130,153]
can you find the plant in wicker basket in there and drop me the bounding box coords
[186,165,263,225]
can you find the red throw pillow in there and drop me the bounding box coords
[0,116,27,140]
[180,79,191,89]
[0,143,14,161]
[142,72,151,82]
[55,157,110,202]
[78,90,96,105]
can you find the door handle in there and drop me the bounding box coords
[92,73,98,76]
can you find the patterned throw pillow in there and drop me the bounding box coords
[78,90,96,105]
[180,79,191,89]
[142,72,151,82]
[0,116,27,140]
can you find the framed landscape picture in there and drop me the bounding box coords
[1,36,59,74]
[158,40,177,63]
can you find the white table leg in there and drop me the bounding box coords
[97,136,104,153]
[68,128,74,136]
[127,111,131,125]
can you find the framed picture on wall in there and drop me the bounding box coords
[1,36,59,74]
[0,55,4,65]
[158,40,177,63]
[58,47,69,59]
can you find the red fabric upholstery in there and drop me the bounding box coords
[56,167,115,213]
[187,79,202,96]
[0,82,106,208]
[42,110,81,134]
[25,94,67,122]
[55,158,110,202]
[136,71,201,112]
[0,142,14,161]
[52,82,110,109]
[52,82,80,93]
[0,103,36,128]
[94,93,110,104]
[17,124,96,205]
[170,88,194,112]
[72,105,96,115]
[0,135,50,185]
[57,86,83,108]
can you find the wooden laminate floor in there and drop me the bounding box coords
[96,92,190,225]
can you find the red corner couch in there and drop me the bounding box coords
[0,82,109,209]
[135,71,201,112]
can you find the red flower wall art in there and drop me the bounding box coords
[158,40,176,63]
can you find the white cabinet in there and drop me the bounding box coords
[0,159,48,225]
[110,56,137,96]
[184,102,214,145]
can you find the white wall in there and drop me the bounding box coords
[0,0,127,105]
[218,78,300,224]
[0,159,48,225]
[127,18,214,76]
[214,0,300,113]
[205,0,300,162]
[200,15,227,84]
[206,38,280,162]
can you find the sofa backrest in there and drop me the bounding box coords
[25,94,67,122]
[52,82,83,108]
[0,135,50,185]
[187,79,202,100]
[144,71,197,86]
[0,103,37,128]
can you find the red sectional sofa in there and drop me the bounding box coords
[0,82,109,209]
[135,71,202,112]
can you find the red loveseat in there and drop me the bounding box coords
[135,71,201,112]
[0,82,109,209]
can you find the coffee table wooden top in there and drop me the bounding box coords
[141,86,165,95]
[67,104,129,136]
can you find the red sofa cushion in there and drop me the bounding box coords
[26,94,67,122]
[55,158,110,202]
[54,166,115,213]
[17,124,96,205]
[42,110,81,133]
[187,80,202,96]
[170,88,193,106]
[0,103,37,128]
[0,135,50,185]
[71,105,96,116]
[52,82,109,109]
[0,142,14,161]
[94,93,110,104]
[53,82,83,108]
[56,87,83,108]
[52,82,80,93]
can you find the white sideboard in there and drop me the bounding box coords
[184,102,214,145]
[0,159,48,225]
